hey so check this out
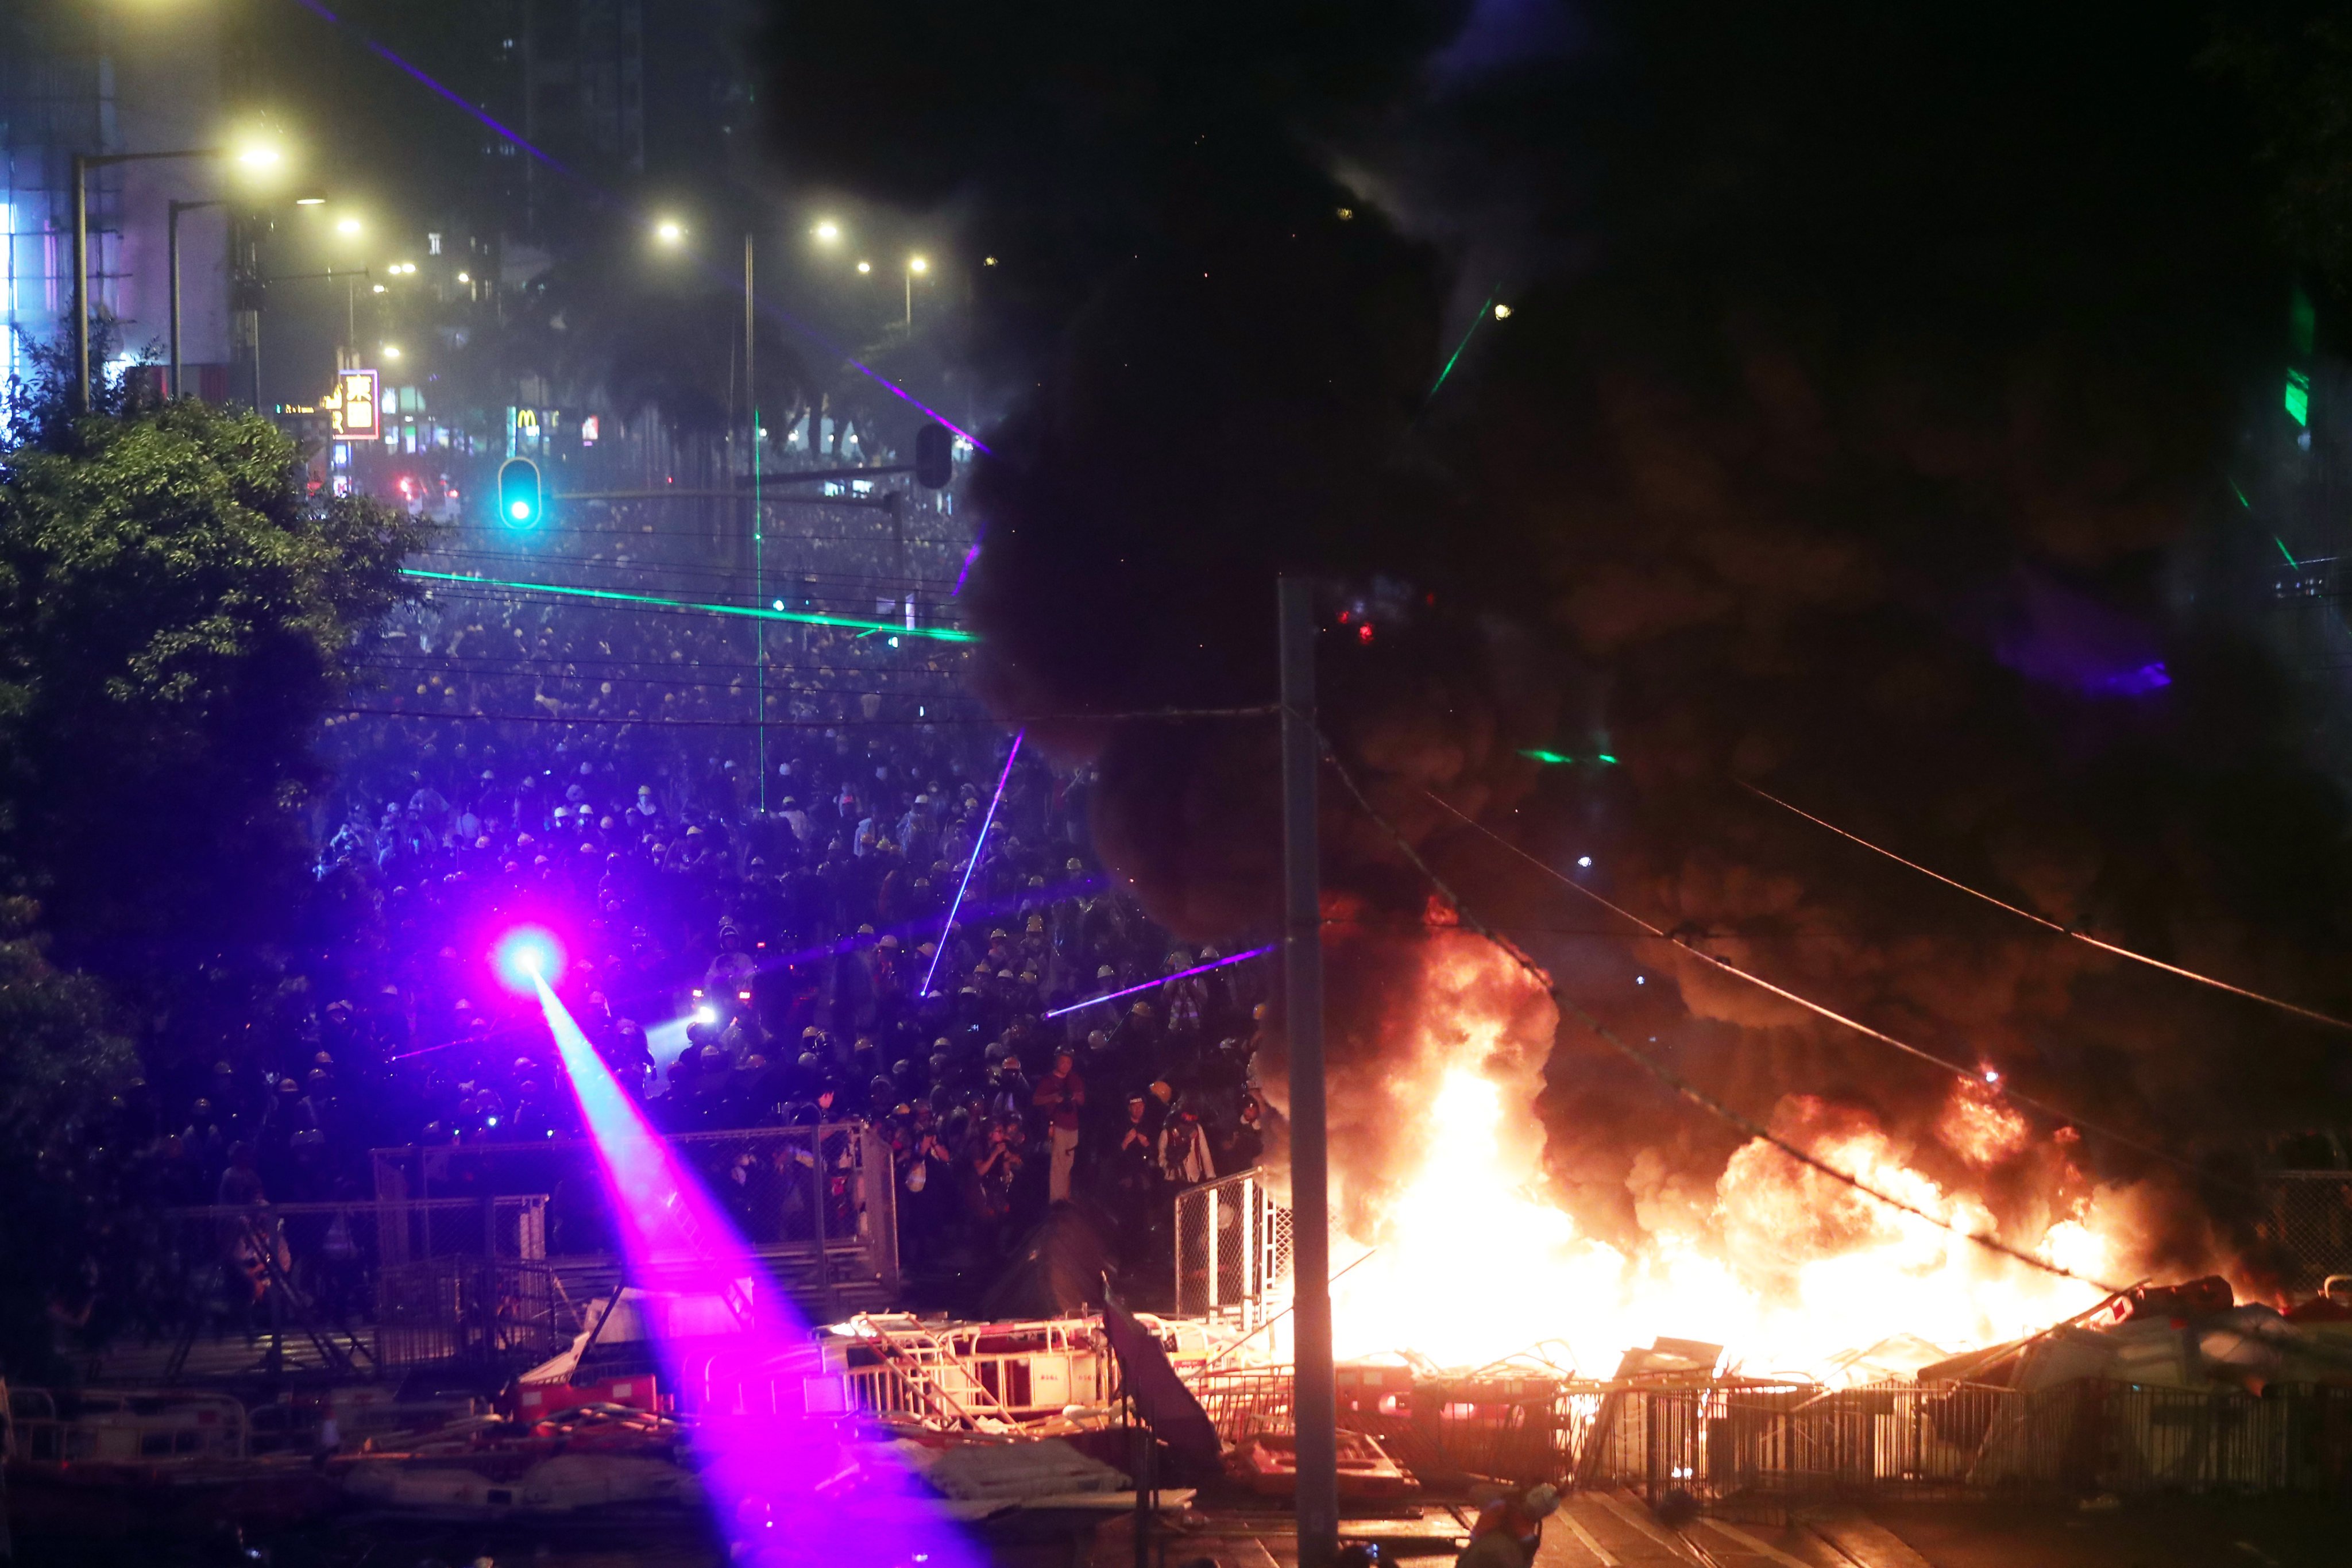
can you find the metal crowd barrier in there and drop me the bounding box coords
[370,1122,899,1304]
[150,1197,561,1372]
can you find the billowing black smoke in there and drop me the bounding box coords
[760,0,2352,1290]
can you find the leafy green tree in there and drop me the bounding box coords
[0,392,428,975]
[0,901,139,1380]
[0,373,425,1380]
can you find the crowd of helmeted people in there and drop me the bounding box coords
[141,526,1272,1316]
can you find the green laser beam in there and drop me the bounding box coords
[1429,292,1497,400]
[401,568,978,642]
[1520,748,1619,766]
[2276,536,2301,570]
[2229,478,2250,508]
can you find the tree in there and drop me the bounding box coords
[0,371,426,1380]
[0,389,429,975]
[0,901,139,1381]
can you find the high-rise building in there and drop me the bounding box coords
[0,0,237,407]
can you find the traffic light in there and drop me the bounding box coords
[497,457,542,527]
[914,421,954,489]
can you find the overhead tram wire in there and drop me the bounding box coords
[327,706,1002,729]
[410,587,972,631]
[353,670,972,700]
[1741,782,2352,1033]
[357,655,972,682]
[414,553,961,596]
[1315,739,2127,1294]
[1419,792,2243,1192]
[329,701,1279,728]
[399,570,976,643]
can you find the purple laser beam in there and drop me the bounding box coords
[291,0,988,451]
[952,541,982,597]
[1043,944,1277,1019]
[290,1,578,180]
[921,729,1024,995]
[531,976,976,1565]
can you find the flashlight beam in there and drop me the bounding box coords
[1042,943,1277,1019]
[921,730,1024,995]
[401,568,976,643]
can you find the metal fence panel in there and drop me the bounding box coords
[2260,1173,2352,1292]
[1580,1382,2352,1508]
[1174,1169,1292,1338]
[150,1198,558,1373]
[370,1123,898,1293]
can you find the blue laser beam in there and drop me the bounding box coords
[922,730,1024,995]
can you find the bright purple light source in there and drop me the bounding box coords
[495,926,565,992]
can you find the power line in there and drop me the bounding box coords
[1420,792,2242,1192]
[327,707,1001,729]
[407,586,977,643]
[356,663,972,695]
[1319,740,2126,1293]
[414,550,961,590]
[1741,782,2352,1034]
[329,699,1280,729]
[359,652,968,677]
[401,570,977,643]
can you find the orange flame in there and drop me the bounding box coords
[1315,938,2123,1377]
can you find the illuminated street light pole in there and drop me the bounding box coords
[73,139,284,413]
[651,215,767,804]
[77,149,215,413]
[746,229,766,810]
[905,253,928,329]
[167,197,222,398]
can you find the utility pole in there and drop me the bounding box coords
[72,154,90,412]
[1278,576,1337,1568]
[168,198,223,397]
[75,145,241,414]
[747,230,766,813]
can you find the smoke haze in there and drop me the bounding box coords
[759,0,2352,1291]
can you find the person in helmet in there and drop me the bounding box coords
[1455,1485,1561,1568]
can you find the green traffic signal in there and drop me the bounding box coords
[497,457,543,527]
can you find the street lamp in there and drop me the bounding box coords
[71,132,288,412]
[654,218,685,245]
[167,197,221,397]
[905,254,928,329]
[813,219,840,244]
[170,186,330,397]
[335,215,362,236]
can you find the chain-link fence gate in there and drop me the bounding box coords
[1173,1168,1291,1341]
[2260,1172,2352,1293]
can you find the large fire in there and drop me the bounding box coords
[1317,939,2138,1378]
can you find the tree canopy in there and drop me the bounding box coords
[0,396,427,974]
[0,387,424,1377]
